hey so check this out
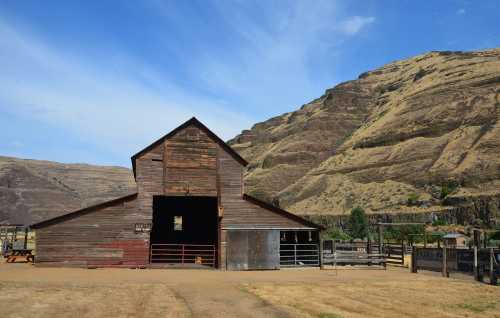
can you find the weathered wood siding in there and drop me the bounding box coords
[35,195,149,266]
[164,125,217,196]
[135,142,163,225]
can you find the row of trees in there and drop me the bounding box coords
[323,207,425,242]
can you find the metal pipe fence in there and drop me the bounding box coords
[279,243,320,267]
[150,244,216,267]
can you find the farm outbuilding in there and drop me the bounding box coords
[442,233,467,248]
[31,118,322,270]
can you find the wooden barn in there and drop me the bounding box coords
[31,118,322,270]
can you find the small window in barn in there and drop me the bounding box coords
[174,216,183,231]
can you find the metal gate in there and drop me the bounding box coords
[150,244,216,267]
[280,243,320,267]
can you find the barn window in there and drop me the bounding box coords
[174,216,183,231]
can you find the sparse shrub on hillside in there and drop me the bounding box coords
[407,193,420,206]
[440,180,459,199]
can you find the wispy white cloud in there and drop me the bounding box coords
[0,19,252,161]
[457,8,466,15]
[171,1,350,115]
[338,16,375,35]
[0,2,378,165]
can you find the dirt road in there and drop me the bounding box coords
[0,264,498,318]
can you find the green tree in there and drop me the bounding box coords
[348,207,369,239]
[322,226,351,241]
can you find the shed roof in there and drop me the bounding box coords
[443,233,465,239]
[30,193,138,229]
[242,194,325,230]
[131,117,248,178]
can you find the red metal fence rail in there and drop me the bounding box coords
[150,244,216,267]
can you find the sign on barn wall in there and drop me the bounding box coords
[135,223,152,233]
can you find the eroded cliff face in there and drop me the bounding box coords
[0,156,136,224]
[230,49,500,221]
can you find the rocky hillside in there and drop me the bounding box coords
[230,49,500,223]
[0,156,136,225]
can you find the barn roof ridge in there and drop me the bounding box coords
[131,117,248,178]
[30,192,138,229]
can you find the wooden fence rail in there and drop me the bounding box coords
[412,246,499,285]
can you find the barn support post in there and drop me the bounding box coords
[411,246,417,273]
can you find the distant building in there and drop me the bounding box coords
[442,233,466,248]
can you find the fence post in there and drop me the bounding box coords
[294,244,297,266]
[401,241,405,265]
[473,246,480,281]
[319,239,324,269]
[182,245,185,265]
[490,248,497,285]
[23,228,28,250]
[442,244,448,277]
[411,246,417,273]
[378,224,384,255]
[367,238,372,266]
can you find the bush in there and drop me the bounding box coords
[440,180,459,199]
[407,193,420,206]
[384,224,425,242]
[432,218,447,226]
[322,227,351,241]
[348,207,369,239]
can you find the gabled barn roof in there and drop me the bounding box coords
[131,117,248,178]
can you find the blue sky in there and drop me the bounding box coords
[1,1,499,167]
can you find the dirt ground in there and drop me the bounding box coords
[0,264,499,318]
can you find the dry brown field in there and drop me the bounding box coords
[0,263,498,318]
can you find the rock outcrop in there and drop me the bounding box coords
[230,49,500,224]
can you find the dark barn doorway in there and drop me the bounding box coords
[150,196,218,267]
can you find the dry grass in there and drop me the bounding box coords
[0,281,189,318]
[0,265,499,318]
[245,275,500,318]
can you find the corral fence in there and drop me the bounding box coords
[412,246,499,285]
[385,243,405,265]
[280,243,320,267]
[321,240,387,268]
